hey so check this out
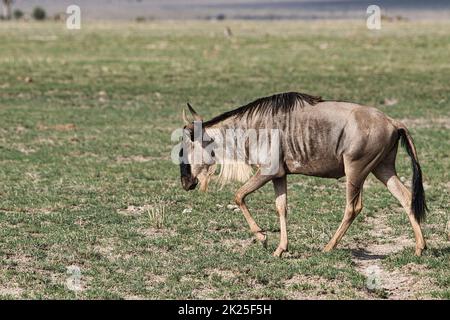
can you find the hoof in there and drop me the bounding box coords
[415,241,427,256]
[273,247,287,258]
[255,231,267,247]
[415,247,425,256]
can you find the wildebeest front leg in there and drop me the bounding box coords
[235,172,273,246]
[273,176,288,257]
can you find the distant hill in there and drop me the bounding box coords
[10,0,450,20]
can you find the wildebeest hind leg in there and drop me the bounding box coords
[372,162,426,256]
[323,157,372,252]
[323,179,364,252]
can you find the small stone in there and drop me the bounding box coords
[383,98,398,106]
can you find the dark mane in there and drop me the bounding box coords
[203,92,323,127]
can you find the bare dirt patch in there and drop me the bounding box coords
[145,274,166,287]
[13,143,36,154]
[284,274,369,299]
[116,155,167,163]
[205,268,237,282]
[37,123,77,131]
[0,285,23,298]
[138,227,176,238]
[93,238,120,261]
[191,286,216,299]
[123,295,145,300]
[351,215,433,299]
[117,205,153,215]
[179,274,217,299]
[223,238,254,254]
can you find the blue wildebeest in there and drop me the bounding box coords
[179,92,427,257]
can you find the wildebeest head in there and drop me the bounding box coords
[180,103,216,192]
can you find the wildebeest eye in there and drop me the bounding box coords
[211,150,215,158]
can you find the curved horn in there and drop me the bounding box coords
[187,103,202,122]
[182,108,190,125]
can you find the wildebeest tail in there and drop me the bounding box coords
[398,126,427,223]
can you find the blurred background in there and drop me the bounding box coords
[4,0,450,21]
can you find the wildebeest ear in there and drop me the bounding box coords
[182,108,190,125]
[187,103,202,122]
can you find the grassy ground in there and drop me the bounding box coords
[0,20,448,299]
